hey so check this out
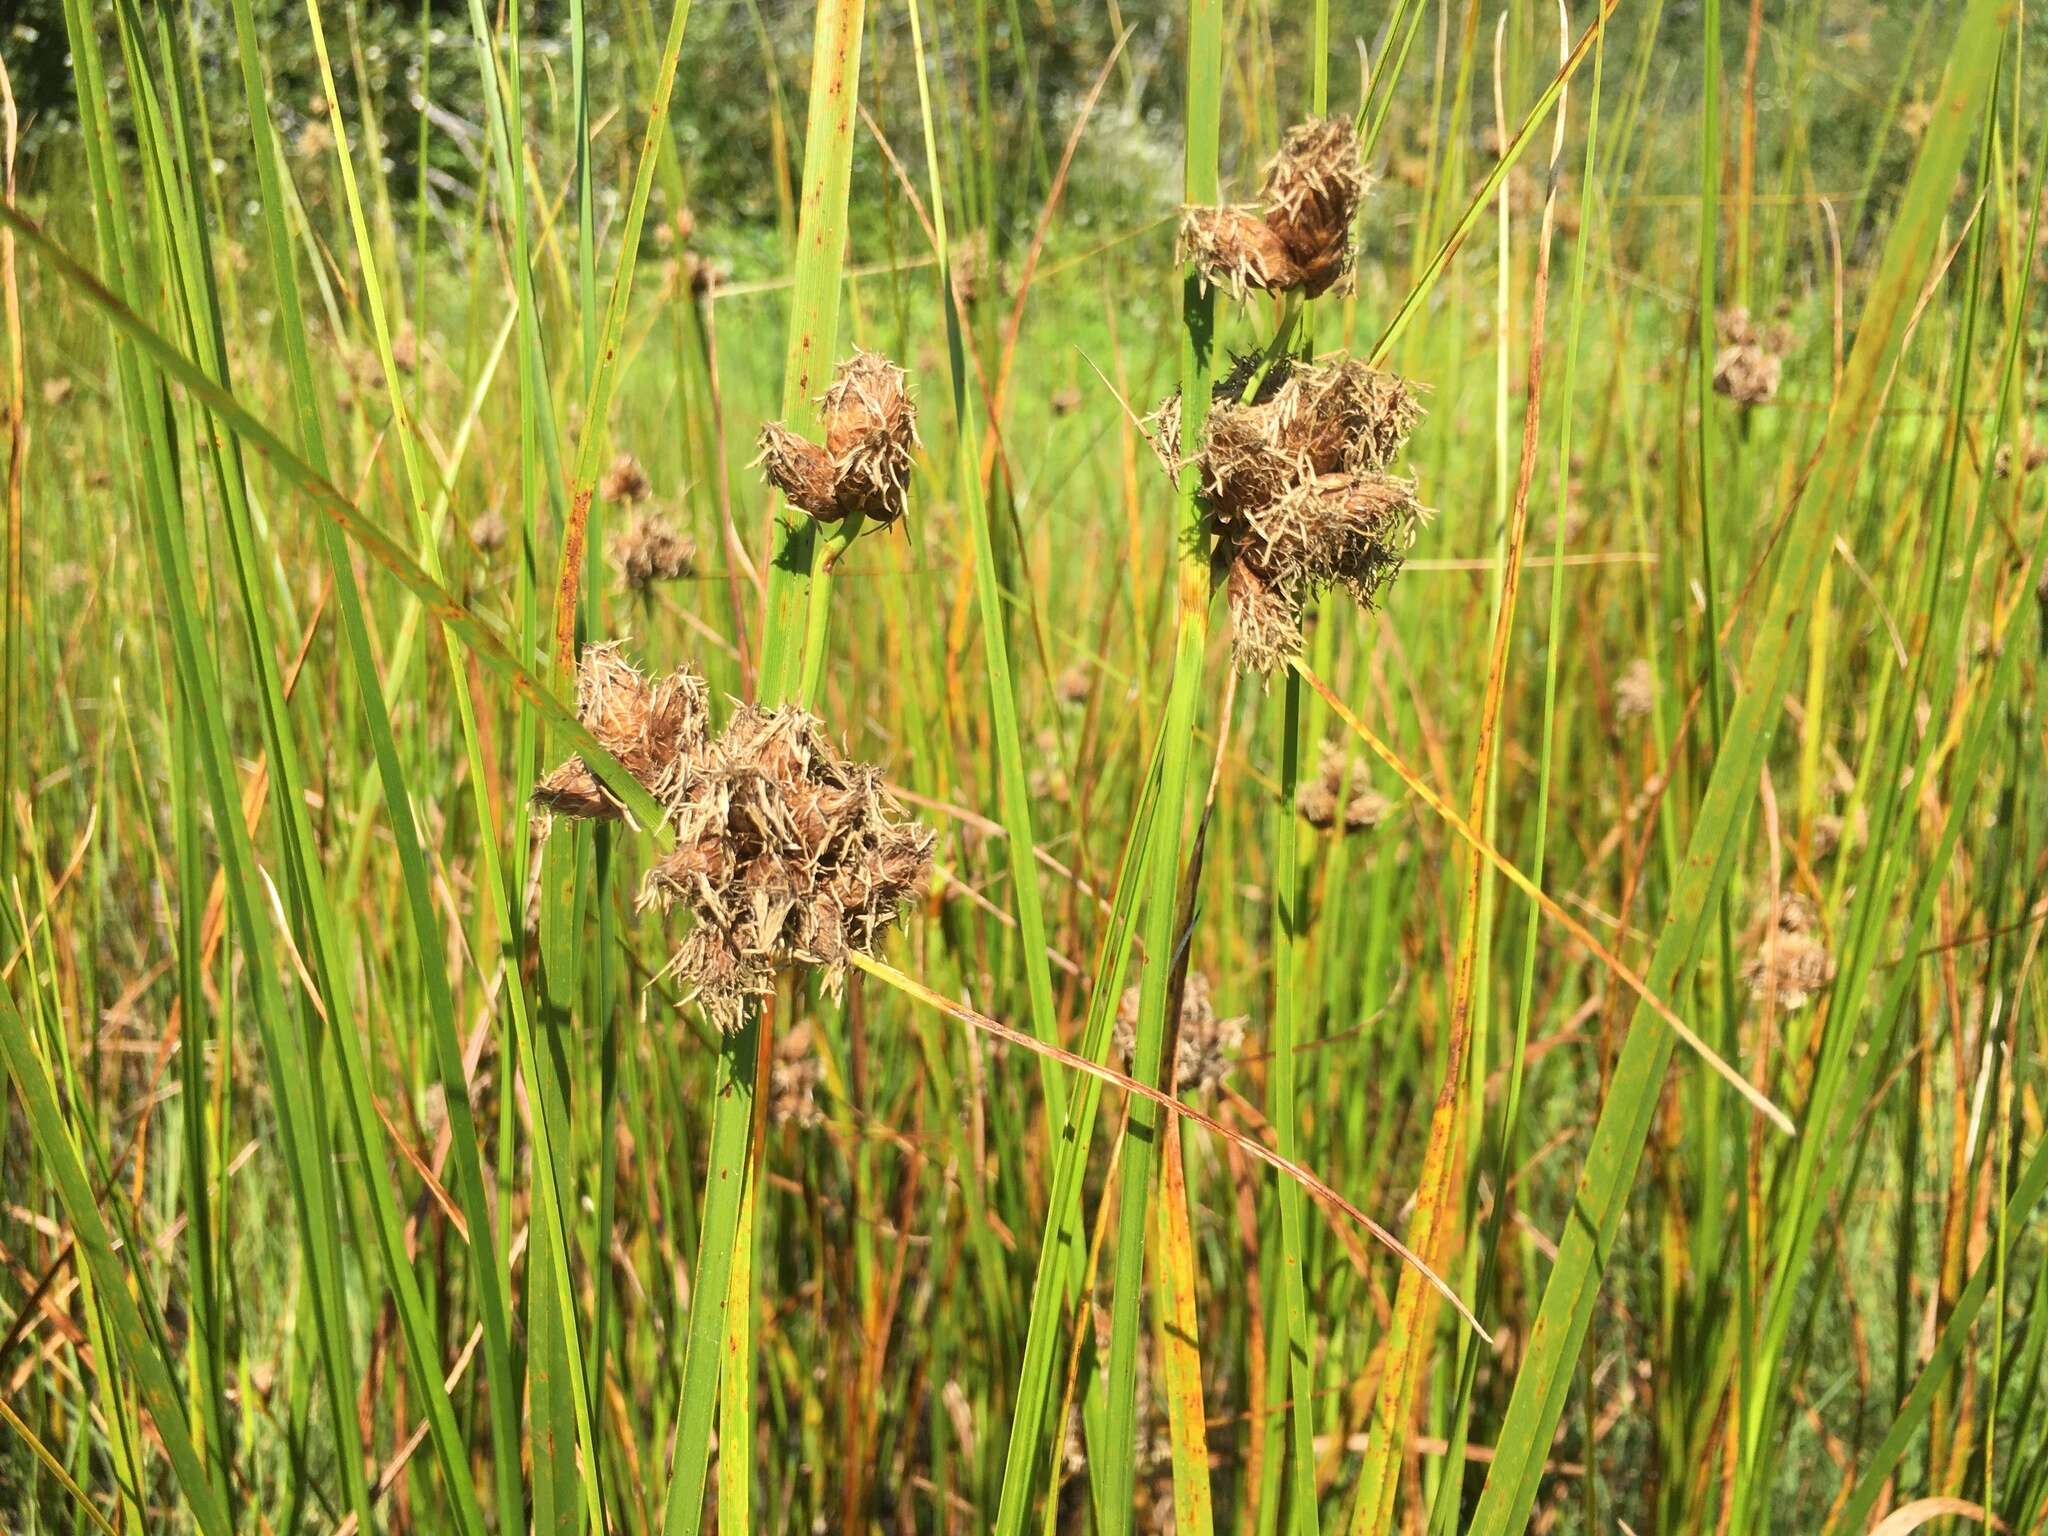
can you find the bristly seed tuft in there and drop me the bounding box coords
[757,349,920,527]
[532,643,709,821]
[1152,353,1427,673]
[638,702,935,1032]
[1178,117,1365,301]
[611,514,698,591]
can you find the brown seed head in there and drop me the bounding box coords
[1113,971,1247,1096]
[757,422,842,518]
[1615,657,1655,722]
[1739,893,1836,1011]
[821,349,919,525]
[638,703,934,1032]
[1258,116,1366,297]
[468,509,509,556]
[600,453,653,505]
[1296,742,1393,832]
[611,514,698,591]
[533,644,709,821]
[1177,205,1306,299]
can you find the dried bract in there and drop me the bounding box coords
[612,514,698,591]
[757,350,919,527]
[1114,971,1247,1096]
[533,644,709,821]
[639,704,934,1032]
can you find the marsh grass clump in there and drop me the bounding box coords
[757,349,919,526]
[1740,893,1837,1011]
[533,643,708,820]
[1152,353,1425,672]
[1114,970,1247,1095]
[1712,306,1793,407]
[639,703,935,1031]
[611,514,698,591]
[1296,742,1393,832]
[1179,116,1364,300]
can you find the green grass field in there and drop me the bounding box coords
[1,0,2045,1531]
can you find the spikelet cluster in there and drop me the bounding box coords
[1151,352,1426,673]
[1740,893,1836,1011]
[1295,742,1393,832]
[1179,117,1365,300]
[611,514,698,591]
[637,702,935,1032]
[1712,306,1793,407]
[1113,970,1247,1096]
[532,643,708,820]
[758,350,919,527]
[535,645,934,1031]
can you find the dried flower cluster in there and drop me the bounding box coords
[757,350,919,527]
[1152,352,1425,672]
[600,452,653,506]
[1296,742,1393,832]
[1114,970,1247,1096]
[637,701,935,1032]
[533,643,708,820]
[1740,893,1836,1012]
[1179,117,1365,300]
[469,509,509,557]
[1614,657,1656,722]
[534,645,934,1032]
[611,515,698,591]
[1712,306,1793,407]
[769,1024,825,1129]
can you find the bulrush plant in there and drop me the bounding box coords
[757,348,920,526]
[1150,350,1427,672]
[1179,116,1366,299]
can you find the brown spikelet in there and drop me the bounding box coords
[638,703,935,1032]
[1614,657,1655,722]
[1113,971,1247,1096]
[1739,894,1836,1011]
[1162,353,1426,673]
[533,644,709,821]
[1176,206,1305,299]
[756,350,919,527]
[769,1022,825,1129]
[757,422,842,518]
[599,452,652,505]
[611,514,698,591]
[1711,305,1790,407]
[1179,116,1364,301]
[468,509,509,556]
[1295,742,1393,832]
[1258,116,1366,297]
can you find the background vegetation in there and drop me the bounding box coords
[0,0,2044,1532]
